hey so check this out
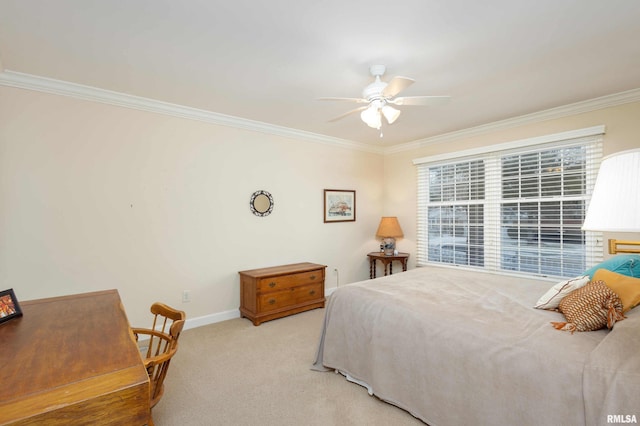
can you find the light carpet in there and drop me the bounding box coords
[151,307,425,426]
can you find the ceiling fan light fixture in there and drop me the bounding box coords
[360,105,381,129]
[320,64,451,132]
[381,105,401,124]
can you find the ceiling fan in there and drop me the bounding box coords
[319,64,450,131]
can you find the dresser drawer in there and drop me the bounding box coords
[257,269,323,292]
[258,283,323,312]
[239,262,326,325]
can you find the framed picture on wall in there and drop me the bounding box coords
[324,189,356,223]
[0,288,23,324]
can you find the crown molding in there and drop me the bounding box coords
[2,70,638,157]
[385,88,640,155]
[0,70,384,154]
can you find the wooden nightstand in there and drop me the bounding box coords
[367,252,409,279]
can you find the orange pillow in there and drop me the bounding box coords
[593,268,640,313]
[552,280,625,333]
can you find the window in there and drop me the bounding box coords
[415,128,603,279]
[426,160,485,267]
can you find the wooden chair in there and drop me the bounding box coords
[132,303,186,425]
[134,302,186,347]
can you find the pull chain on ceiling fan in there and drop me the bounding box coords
[319,65,450,134]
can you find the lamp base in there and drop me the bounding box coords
[382,237,396,256]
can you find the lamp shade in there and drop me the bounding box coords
[582,148,640,232]
[376,217,404,238]
[381,105,401,124]
[360,104,381,129]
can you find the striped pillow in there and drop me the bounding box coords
[551,280,625,334]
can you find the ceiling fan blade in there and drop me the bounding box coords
[328,106,368,122]
[382,76,414,98]
[318,97,368,103]
[391,95,451,106]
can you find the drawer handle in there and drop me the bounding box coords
[268,299,276,305]
[309,290,316,296]
[269,282,276,288]
[310,275,316,280]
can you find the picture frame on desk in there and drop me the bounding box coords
[324,189,356,223]
[0,288,23,324]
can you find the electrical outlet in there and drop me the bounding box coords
[182,290,191,303]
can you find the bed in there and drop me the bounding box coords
[312,265,640,426]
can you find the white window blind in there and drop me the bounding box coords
[416,132,603,279]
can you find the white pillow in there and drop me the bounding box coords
[534,275,590,310]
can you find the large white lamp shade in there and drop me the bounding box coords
[582,148,640,254]
[582,148,640,232]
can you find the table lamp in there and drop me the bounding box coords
[582,148,640,254]
[376,216,404,256]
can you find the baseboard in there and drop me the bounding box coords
[183,287,338,331]
[183,309,241,331]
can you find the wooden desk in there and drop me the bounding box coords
[0,290,150,425]
[367,252,409,279]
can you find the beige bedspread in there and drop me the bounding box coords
[312,265,640,426]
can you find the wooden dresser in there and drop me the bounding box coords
[239,262,326,325]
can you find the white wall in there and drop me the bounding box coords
[383,101,640,269]
[0,86,384,327]
[3,85,639,328]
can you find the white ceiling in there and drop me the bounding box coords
[1,0,639,147]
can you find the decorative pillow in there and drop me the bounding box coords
[551,280,625,334]
[584,254,640,279]
[593,268,640,313]
[534,275,590,310]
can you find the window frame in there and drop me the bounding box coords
[413,126,605,279]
